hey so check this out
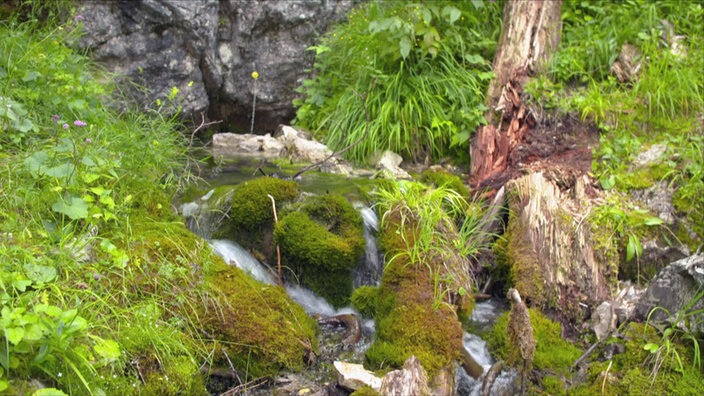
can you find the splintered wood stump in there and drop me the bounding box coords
[470,0,562,186]
[503,172,618,323]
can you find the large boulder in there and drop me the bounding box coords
[77,0,356,131]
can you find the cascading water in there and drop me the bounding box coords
[456,300,518,396]
[353,203,383,288]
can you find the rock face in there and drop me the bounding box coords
[77,0,356,131]
[635,253,704,335]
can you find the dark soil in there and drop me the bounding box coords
[476,112,601,195]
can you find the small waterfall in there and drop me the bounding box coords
[354,203,383,287]
[209,239,276,285]
[456,300,517,396]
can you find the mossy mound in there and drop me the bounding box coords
[365,260,463,376]
[200,258,318,378]
[420,168,470,198]
[486,308,582,374]
[274,194,364,307]
[220,177,300,259]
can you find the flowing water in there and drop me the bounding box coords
[183,162,514,394]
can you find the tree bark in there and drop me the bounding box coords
[470,0,562,186]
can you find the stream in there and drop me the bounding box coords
[182,157,511,395]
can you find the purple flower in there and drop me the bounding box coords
[62,123,69,129]
[85,138,92,144]
[75,15,85,21]
[74,120,87,127]
[93,273,100,280]
[52,114,60,122]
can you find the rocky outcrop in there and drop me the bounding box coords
[635,253,704,335]
[77,0,356,131]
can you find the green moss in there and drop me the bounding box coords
[274,194,365,307]
[350,386,382,396]
[486,308,582,374]
[220,177,300,258]
[420,169,470,198]
[619,163,670,191]
[199,258,318,378]
[571,322,704,395]
[365,249,462,376]
[229,177,300,230]
[351,286,381,318]
[541,374,567,396]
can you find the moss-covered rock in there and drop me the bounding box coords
[486,308,582,374]
[200,258,318,378]
[274,194,364,307]
[219,177,300,260]
[351,286,381,318]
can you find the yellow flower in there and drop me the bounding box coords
[251,71,259,79]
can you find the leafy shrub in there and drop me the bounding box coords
[294,0,502,164]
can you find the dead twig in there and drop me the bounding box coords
[220,376,269,396]
[190,112,223,147]
[267,194,283,286]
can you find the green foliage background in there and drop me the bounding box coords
[294,0,503,164]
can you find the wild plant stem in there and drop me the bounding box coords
[250,80,258,134]
[267,194,282,286]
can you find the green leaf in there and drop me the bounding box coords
[23,151,48,176]
[23,323,44,342]
[52,196,89,220]
[4,327,25,345]
[644,342,659,353]
[93,338,121,365]
[626,233,642,261]
[32,388,69,396]
[643,216,664,226]
[399,36,412,59]
[43,163,75,179]
[600,175,615,190]
[0,379,7,392]
[442,6,461,24]
[23,264,57,284]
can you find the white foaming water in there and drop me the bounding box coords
[209,239,360,318]
[354,203,383,287]
[463,332,493,369]
[209,239,276,285]
[285,284,357,317]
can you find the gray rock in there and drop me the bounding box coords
[376,150,412,180]
[635,253,704,335]
[590,301,616,341]
[334,361,382,391]
[77,0,356,131]
[212,132,284,159]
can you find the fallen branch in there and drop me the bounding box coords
[190,112,223,147]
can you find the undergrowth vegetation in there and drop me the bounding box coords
[0,6,318,395]
[293,0,503,164]
[552,0,704,247]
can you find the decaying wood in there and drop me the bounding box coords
[460,345,485,379]
[504,172,616,322]
[481,361,504,396]
[470,0,562,186]
[379,356,431,396]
